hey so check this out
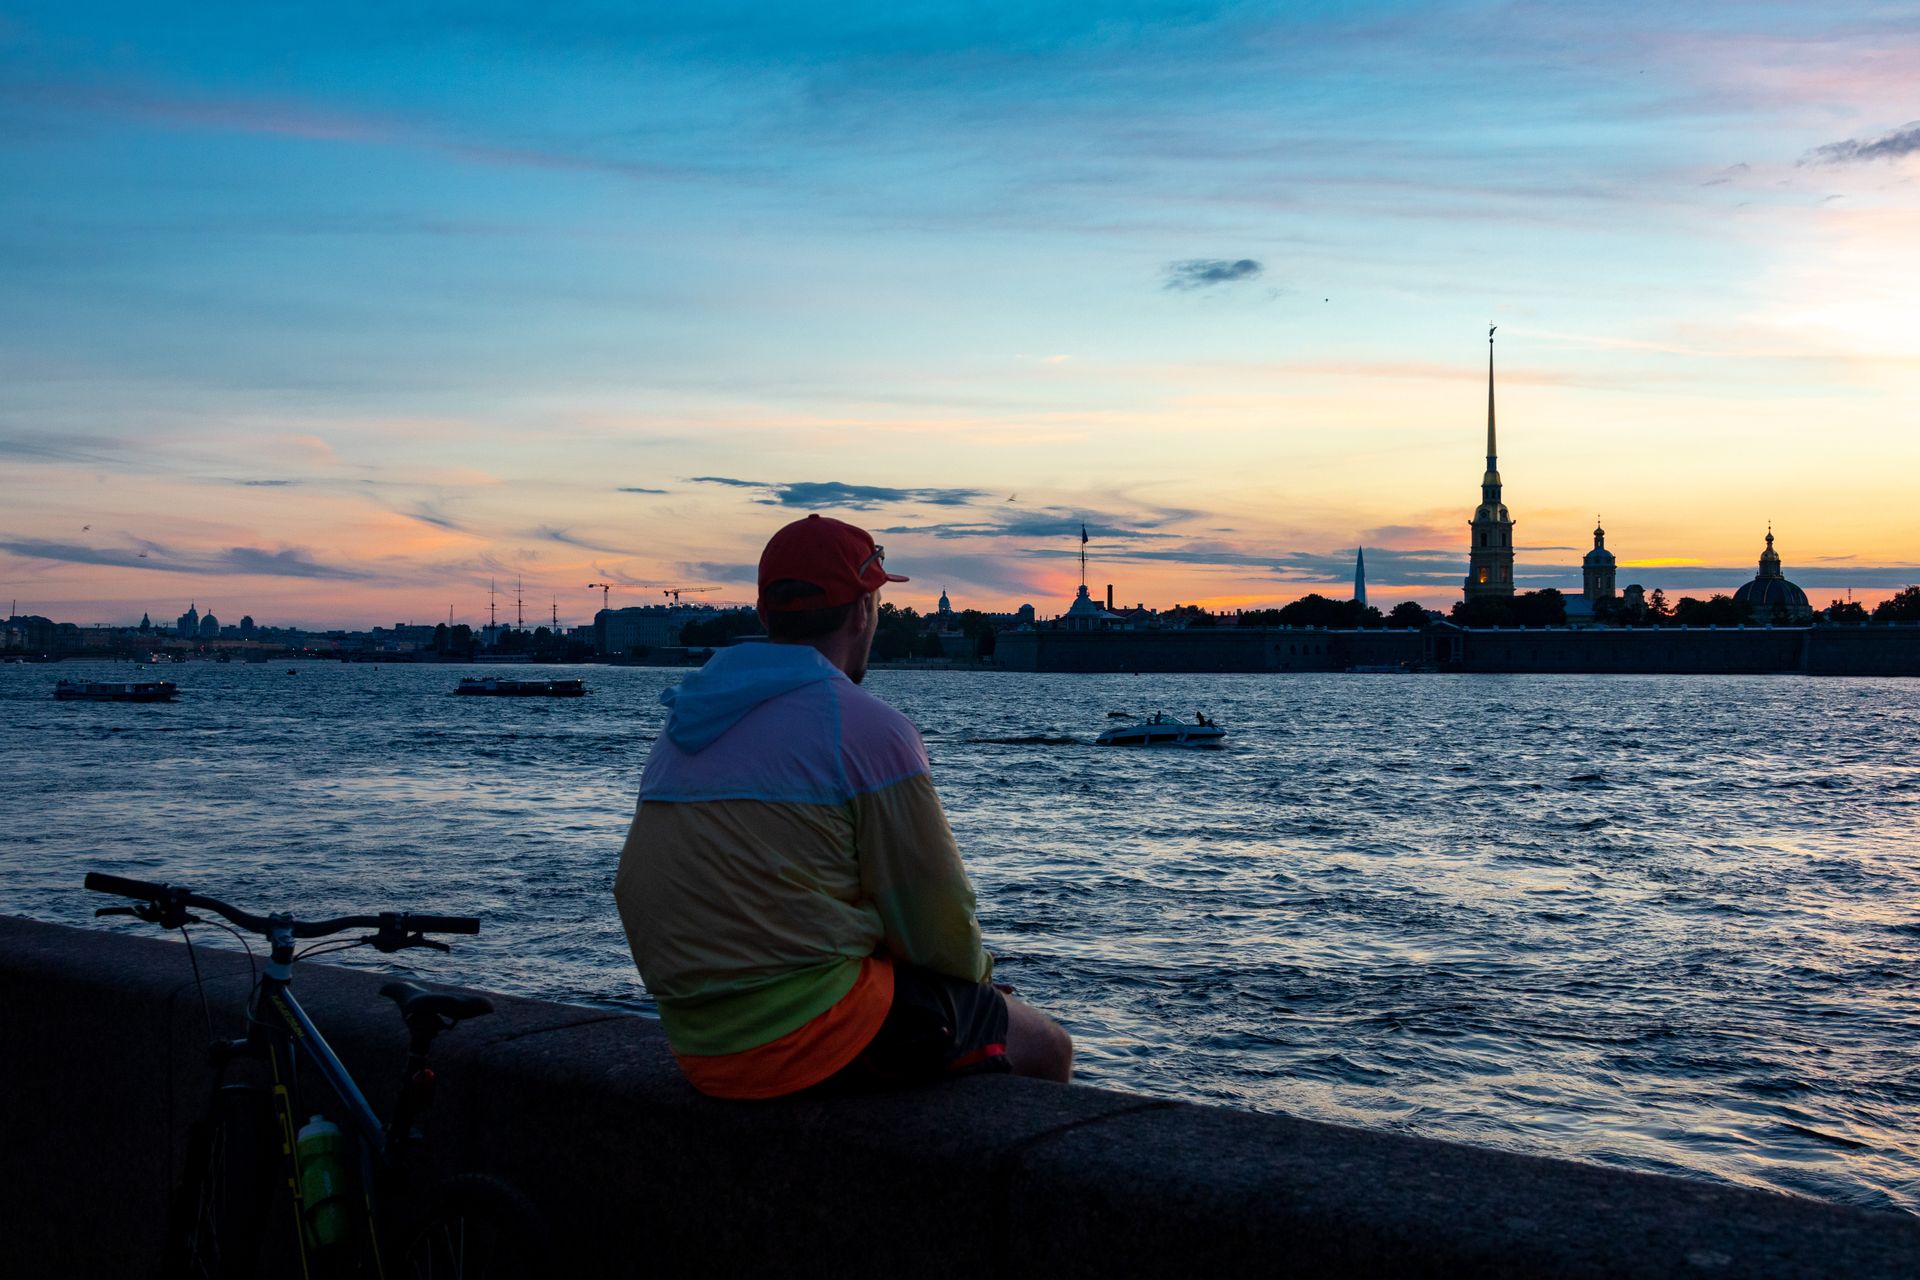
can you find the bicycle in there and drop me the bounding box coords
[85,871,546,1279]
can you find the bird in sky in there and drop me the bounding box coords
[81,524,90,530]
[1007,494,1018,502]
[137,552,148,558]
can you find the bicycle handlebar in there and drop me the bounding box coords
[84,871,169,901]
[84,872,481,940]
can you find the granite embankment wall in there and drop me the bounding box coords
[7,914,1916,1278]
[998,624,1920,676]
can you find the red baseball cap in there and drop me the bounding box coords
[757,514,908,612]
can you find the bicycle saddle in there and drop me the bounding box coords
[379,980,493,1026]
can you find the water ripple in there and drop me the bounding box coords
[4,663,1918,1213]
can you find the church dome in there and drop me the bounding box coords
[1731,529,1810,620]
[1583,523,1615,567]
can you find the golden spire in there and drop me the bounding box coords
[1486,325,1497,469]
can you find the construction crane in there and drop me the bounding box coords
[659,587,719,605]
[587,582,614,611]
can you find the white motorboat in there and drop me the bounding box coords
[1095,711,1226,748]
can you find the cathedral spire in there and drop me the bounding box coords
[1464,327,1516,601]
[1486,325,1497,470]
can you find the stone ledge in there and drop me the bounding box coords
[4,914,1914,1277]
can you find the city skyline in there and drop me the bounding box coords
[4,3,1918,628]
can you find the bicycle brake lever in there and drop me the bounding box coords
[372,930,450,954]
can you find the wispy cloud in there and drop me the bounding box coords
[1802,121,1920,166]
[689,477,989,509]
[403,502,468,533]
[1,537,372,580]
[7,79,720,186]
[220,547,372,580]
[235,479,295,487]
[533,525,639,554]
[880,504,1192,542]
[1163,258,1262,291]
[616,486,669,495]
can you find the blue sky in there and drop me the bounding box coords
[3,2,1917,624]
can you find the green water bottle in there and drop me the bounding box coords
[296,1115,350,1248]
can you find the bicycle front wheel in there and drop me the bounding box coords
[165,1080,274,1280]
[397,1173,548,1278]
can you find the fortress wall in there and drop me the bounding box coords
[1803,624,1920,677]
[996,628,1425,673]
[997,627,1281,672]
[6,914,1918,1278]
[999,623,1920,676]
[1455,627,1808,674]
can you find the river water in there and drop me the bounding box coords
[5,661,1917,1213]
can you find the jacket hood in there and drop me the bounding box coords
[659,642,843,753]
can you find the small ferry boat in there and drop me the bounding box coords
[454,676,588,698]
[1095,711,1226,748]
[55,679,179,703]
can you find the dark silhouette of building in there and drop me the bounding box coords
[1582,521,1617,606]
[1464,329,1515,600]
[1733,528,1812,622]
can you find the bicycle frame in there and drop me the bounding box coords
[212,919,414,1275]
[84,870,485,1277]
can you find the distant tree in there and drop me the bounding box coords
[1671,594,1747,626]
[1450,596,1514,627]
[533,625,553,644]
[1385,601,1430,630]
[1450,590,1564,627]
[679,610,765,648]
[1873,586,1920,622]
[433,622,449,651]
[1646,588,1672,622]
[1271,593,1381,629]
[1823,600,1869,623]
[1509,588,1567,627]
[872,603,923,661]
[956,610,998,659]
[917,632,946,659]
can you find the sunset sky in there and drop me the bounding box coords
[4,3,1917,628]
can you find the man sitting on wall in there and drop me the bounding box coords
[614,514,1073,1098]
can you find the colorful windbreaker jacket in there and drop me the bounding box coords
[614,642,992,1063]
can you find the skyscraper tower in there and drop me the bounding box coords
[1354,546,1367,607]
[1464,328,1516,600]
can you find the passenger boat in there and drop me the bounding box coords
[55,679,179,703]
[454,676,588,698]
[1095,711,1226,748]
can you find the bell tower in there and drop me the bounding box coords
[1464,327,1516,600]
